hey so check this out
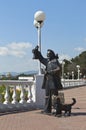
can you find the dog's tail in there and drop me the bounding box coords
[71,98,76,106]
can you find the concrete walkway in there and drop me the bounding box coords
[0,86,86,130]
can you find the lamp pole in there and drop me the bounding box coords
[76,65,80,80]
[72,71,74,80]
[62,61,65,80]
[34,11,45,75]
[67,72,69,80]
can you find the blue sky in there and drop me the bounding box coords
[0,0,86,73]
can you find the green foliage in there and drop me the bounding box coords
[0,85,5,93]
[62,51,86,78]
[0,85,5,102]
[0,85,28,103]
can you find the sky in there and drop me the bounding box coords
[0,0,86,73]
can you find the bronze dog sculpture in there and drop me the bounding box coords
[55,97,76,116]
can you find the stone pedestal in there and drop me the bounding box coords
[35,74,45,108]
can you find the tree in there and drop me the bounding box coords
[63,51,86,78]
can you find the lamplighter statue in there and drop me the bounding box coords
[32,45,63,114]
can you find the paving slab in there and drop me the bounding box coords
[0,86,86,130]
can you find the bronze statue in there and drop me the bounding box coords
[55,97,76,116]
[32,46,63,114]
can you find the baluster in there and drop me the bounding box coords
[4,86,10,104]
[0,94,2,103]
[12,86,18,104]
[19,85,26,104]
[27,85,33,103]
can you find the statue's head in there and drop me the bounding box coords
[47,49,55,60]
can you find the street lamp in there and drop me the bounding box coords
[67,72,70,80]
[34,10,46,75]
[76,65,80,80]
[62,61,65,80]
[72,71,74,80]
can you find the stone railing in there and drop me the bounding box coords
[0,75,45,113]
[0,75,85,113]
[62,79,86,89]
[0,80,36,112]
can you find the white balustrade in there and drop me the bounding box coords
[0,80,35,112]
[62,79,86,88]
[0,77,85,112]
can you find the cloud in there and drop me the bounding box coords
[0,47,9,55]
[7,42,32,50]
[0,42,32,57]
[74,47,84,52]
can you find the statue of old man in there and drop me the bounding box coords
[32,46,63,114]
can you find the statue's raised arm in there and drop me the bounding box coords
[32,45,47,65]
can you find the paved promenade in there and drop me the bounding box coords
[0,86,86,130]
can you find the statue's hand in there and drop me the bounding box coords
[32,45,39,53]
[32,45,39,59]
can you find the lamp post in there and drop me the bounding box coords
[72,71,74,80]
[67,72,70,80]
[76,65,80,80]
[62,61,65,80]
[34,11,46,75]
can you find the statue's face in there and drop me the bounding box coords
[47,50,50,58]
[47,50,53,60]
